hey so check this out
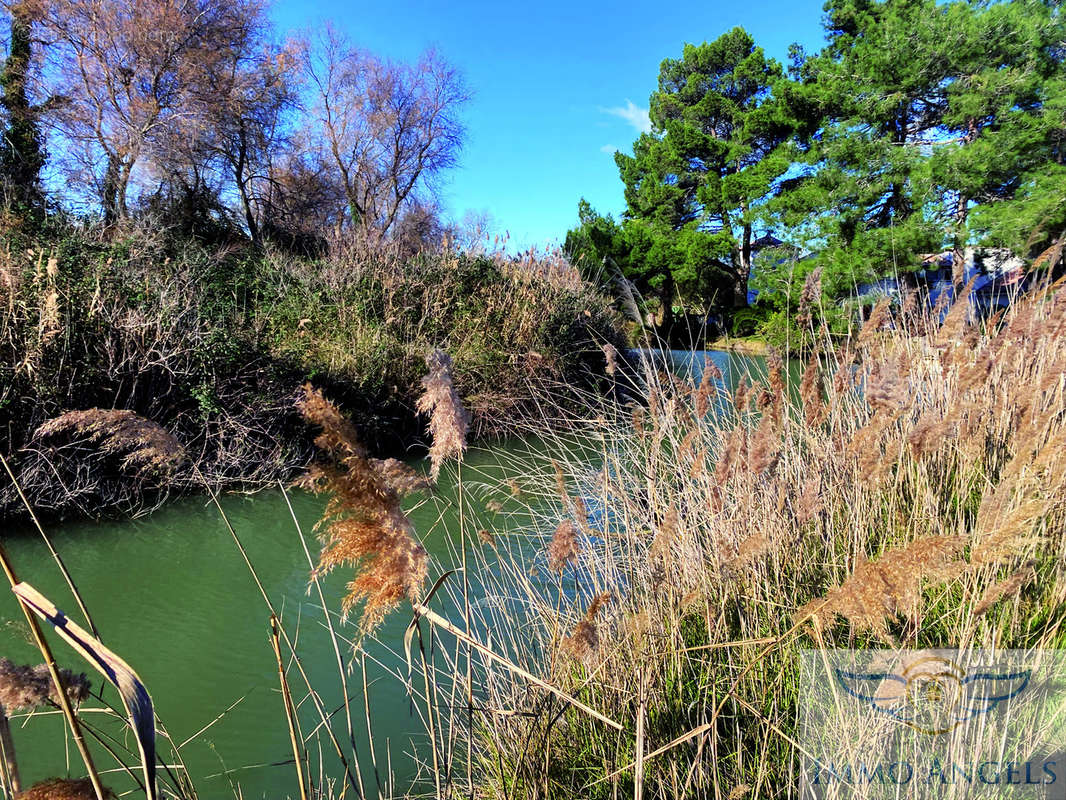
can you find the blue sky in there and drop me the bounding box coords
[272,0,830,251]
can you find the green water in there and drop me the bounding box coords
[0,349,766,799]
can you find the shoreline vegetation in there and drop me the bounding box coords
[0,0,1065,796]
[3,273,1065,799]
[0,223,627,522]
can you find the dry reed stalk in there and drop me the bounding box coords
[410,602,624,731]
[201,473,364,797]
[0,550,105,800]
[0,711,17,796]
[269,616,309,800]
[281,479,361,773]
[415,348,473,797]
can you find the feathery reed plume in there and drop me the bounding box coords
[552,460,568,502]
[39,289,60,347]
[900,286,919,324]
[416,349,470,481]
[631,405,646,437]
[650,504,679,563]
[602,343,619,376]
[16,778,115,800]
[732,376,751,415]
[937,277,977,349]
[733,532,772,567]
[796,267,822,328]
[973,564,1035,616]
[547,519,580,573]
[864,362,909,418]
[477,529,495,546]
[563,592,612,663]
[795,478,824,525]
[298,385,428,632]
[0,659,90,710]
[748,413,779,475]
[798,536,967,642]
[694,358,720,418]
[369,458,432,495]
[833,357,855,396]
[766,348,785,416]
[715,425,747,484]
[908,413,954,457]
[728,785,752,800]
[37,255,61,348]
[971,497,1047,566]
[35,410,185,475]
[858,297,891,345]
[572,495,592,534]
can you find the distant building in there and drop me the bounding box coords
[855,247,1030,322]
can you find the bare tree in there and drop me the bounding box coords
[161,33,302,243]
[37,0,268,223]
[303,27,468,239]
[261,145,346,248]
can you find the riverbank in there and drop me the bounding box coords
[702,335,769,356]
[0,223,627,521]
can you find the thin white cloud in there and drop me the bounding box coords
[600,100,651,134]
[600,144,620,154]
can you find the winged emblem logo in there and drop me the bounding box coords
[835,654,1031,735]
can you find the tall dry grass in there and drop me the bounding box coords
[6,265,1066,799]
[395,279,1066,798]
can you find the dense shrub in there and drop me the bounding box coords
[0,224,625,519]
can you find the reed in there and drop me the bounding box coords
[389,278,1066,798]
[7,246,1066,800]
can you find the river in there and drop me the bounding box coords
[0,349,768,799]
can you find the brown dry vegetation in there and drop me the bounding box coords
[396,279,1066,798]
[0,225,625,520]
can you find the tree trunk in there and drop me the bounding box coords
[658,270,675,334]
[951,191,969,292]
[0,709,20,794]
[102,153,122,225]
[952,120,979,292]
[234,141,260,246]
[734,223,752,308]
[0,1,44,214]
